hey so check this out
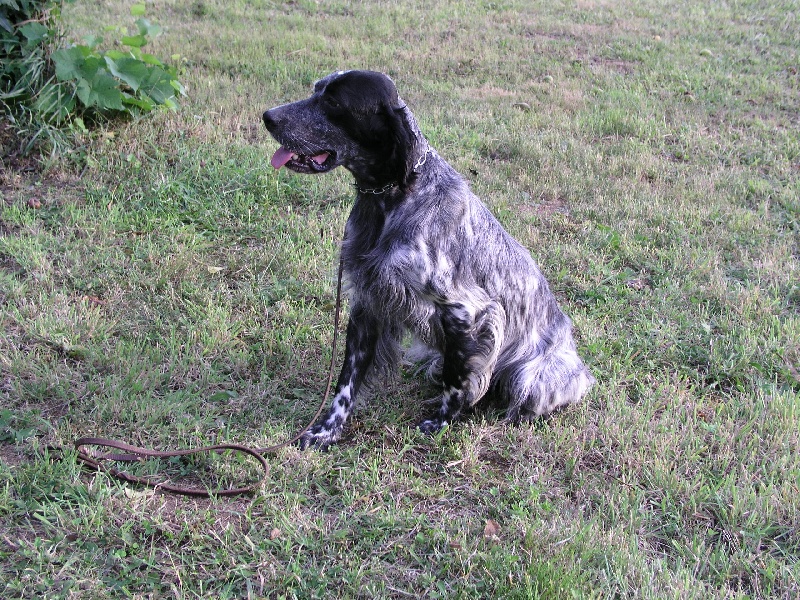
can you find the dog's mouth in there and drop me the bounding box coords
[270,146,335,173]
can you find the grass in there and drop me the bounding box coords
[1,0,798,597]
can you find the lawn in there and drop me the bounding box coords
[1,0,798,598]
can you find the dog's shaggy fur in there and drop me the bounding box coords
[263,70,594,449]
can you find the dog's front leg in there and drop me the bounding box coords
[418,301,503,435]
[298,304,377,450]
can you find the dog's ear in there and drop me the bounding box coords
[381,103,414,189]
[363,72,417,189]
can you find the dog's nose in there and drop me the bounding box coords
[262,110,275,129]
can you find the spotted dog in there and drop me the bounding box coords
[262,70,595,450]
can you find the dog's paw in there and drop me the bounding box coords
[417,418,448,435]
[296,424,339,451]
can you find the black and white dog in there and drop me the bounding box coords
[262,70,594,450]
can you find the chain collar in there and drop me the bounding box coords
[357,181,398,195]
[412,147,431,171]
[356,148,431,195]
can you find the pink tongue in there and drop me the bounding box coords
[270,147,294,170]
[270,148,331,170]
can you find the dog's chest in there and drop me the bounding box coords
[342,199,437,315]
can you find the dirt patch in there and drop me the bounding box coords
[0,121,40,180]
[590,56,637,75]
[0,443,26,468]
[517,191,571,219]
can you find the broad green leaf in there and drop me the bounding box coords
[130,3,146,16]
[78,55,105,84]
[52,46,96,81]
[104,49,127,61]
[170,79,186,96]
[75,70,125,111]
[138,52,164,67]
[19,22,49,46]
[104,56,149,92]
[121,34,147,48]
[122,95,154,111]
[136,18,161,38]
[137,67,177,104]
[82,34,104,49]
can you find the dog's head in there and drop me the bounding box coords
[263,70,420,189]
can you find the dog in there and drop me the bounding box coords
[262,70,595,450]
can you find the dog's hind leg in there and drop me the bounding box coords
[298,304,378,450]
[418,300,505,434]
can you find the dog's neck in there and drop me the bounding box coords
[355,145,431,195]
[353,98,430,195]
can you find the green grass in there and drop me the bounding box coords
[1,0,798,597]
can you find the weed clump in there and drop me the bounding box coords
[0,1,185,157]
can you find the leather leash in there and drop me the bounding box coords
[73,257,344,497]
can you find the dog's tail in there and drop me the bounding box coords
[496,348,595,421]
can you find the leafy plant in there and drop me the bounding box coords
[1,1,57,105]
[0,1,185,154]
[1,1,59,152]
[46,4,186,118]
